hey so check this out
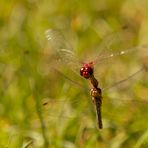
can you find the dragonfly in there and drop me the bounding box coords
[42,28,148,130]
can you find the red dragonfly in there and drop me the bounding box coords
[41,28,148,130]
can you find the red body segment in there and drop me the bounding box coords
[80,63,94,79]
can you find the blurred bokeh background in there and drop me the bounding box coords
[0,0,148,147]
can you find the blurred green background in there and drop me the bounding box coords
[0,0,148,147]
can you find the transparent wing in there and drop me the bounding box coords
[39,28,148,130]
[32,56,148,130]
[44,28,148,77]
[39,65,148,129]
[97,27,134,53]
[92,28,148,90]
[94,45,148,64]
[45,29,81,74]
[40,93,148,130]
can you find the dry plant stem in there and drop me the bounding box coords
[34,85,49,147]
[103,66,146,91]
[90,75,103,129]
[95,96,102,129]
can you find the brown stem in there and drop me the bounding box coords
[94,96,102,129]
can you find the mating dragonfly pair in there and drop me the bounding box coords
[42,28,148,129]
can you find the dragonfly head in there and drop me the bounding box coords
[80,62,94,79]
